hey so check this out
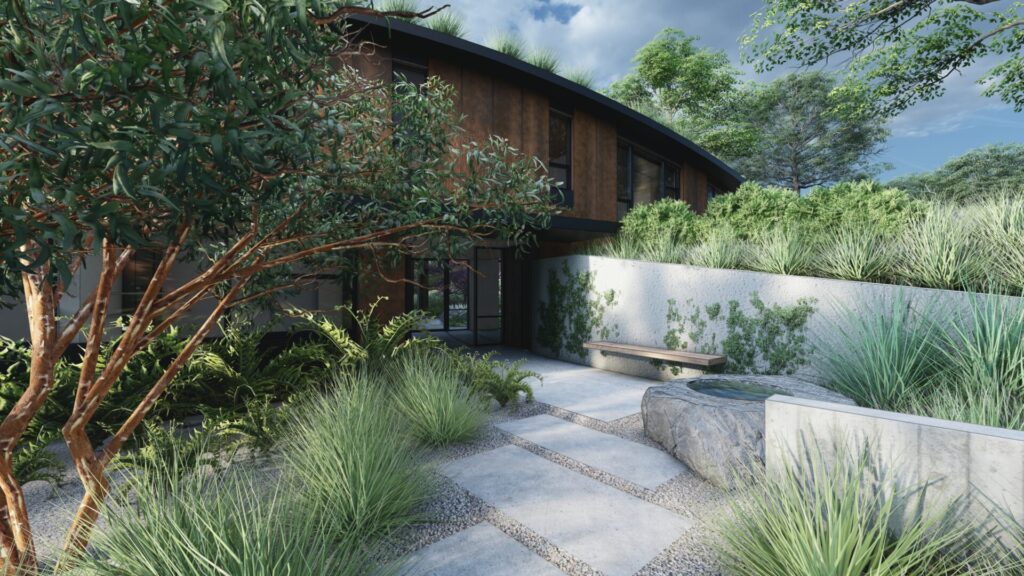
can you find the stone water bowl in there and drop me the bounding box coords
[641,374,853,489]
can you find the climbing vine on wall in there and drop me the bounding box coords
[537,261,618,359]
[663,292,815,375]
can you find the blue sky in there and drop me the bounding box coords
[442,0,1024,181]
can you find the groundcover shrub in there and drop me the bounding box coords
[591,183,1024,293]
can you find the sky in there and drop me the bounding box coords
[439,0,1024,181]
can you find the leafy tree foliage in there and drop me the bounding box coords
[606,29,759,160]
[744,0,1024,115]
[0,0,555,565]
[608,32,890,192]
[889,143,1024,200]
[732,72,890,193]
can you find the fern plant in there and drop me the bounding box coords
[12,429,63,488]
[181,322,328,409]
[447,350,538,407]
[293,297,437,374]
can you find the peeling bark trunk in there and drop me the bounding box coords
[0,269,58,570]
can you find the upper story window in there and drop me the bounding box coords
[549,109,573,206]
[392,59,427,87]
[707,182,721,204]
[616,140,681,219]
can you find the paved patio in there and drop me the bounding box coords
[402,349,711,576]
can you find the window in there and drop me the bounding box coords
[121,250,160,314]
[616,140,681,219]
[392,60,427,87]
[707,182,720,204]
[549,109,572,206]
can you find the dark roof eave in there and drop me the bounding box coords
[346,15,744,189]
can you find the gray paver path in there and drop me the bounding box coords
[497,414,686,490]
[401,522,565,576]
[442,445,691,576]
[528,368,654,421]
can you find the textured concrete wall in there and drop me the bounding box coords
[765,396,1024,530]
[531,255,1021,381]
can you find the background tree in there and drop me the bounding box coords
[744,0,1024,115]
[0,0,555,568]
[732,72,890,193]
[606,28,760,160]
[889,143,1024,200]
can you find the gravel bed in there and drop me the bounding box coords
[22,392,730,574]
[388,398,730,575]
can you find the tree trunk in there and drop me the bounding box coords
[0,270,59,570]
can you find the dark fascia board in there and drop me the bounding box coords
[346,15,744,189]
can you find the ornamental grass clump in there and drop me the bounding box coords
[748,228,816,276]
[718,442,1012,576]
[894,204,987,291]
[283,376,432,541]
[390,351,487,446]
[684,226,748,269]
[916,294,1024,430]
[972,195,1024,293]
[815,223,893,282]
[74,459,380,576]
[821,293,942,412]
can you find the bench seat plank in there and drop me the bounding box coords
[583,341,727,367]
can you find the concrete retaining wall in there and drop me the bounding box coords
[531,255,1021,381]
[765,396,1024,529]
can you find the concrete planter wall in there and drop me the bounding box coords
[531,255,1021,381]
[765,396,1024,531]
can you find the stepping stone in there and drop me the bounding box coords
[401,523,564,576]
[442,445,691,576]
[497,415,685,490]
[529,370,653,421]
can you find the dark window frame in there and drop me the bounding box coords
[616,139,681,219]
[549,108,573,207]
[391,58,428,87]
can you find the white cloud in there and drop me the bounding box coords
[438,0,1019,143]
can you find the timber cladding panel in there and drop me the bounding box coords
[681,163,709,213]
[427,56,622,222]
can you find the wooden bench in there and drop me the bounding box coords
[583,341,727,367]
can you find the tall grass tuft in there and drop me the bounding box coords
[488,32,526,59]
[748,228,815,276]
[918,294,1024,430]
[379,0,420,20]
[684,226,747,269]
[973,196,1024,293]
[390,350,487,446]
[76,461,380,576]
[563,68,595,89]
[718,442,1011,576]
[816,223,893,282]
[425,11,466,37]
[526,49,561,73]
[821,293,942,412]
[591,234,683,263]
[283,376,432,541]
[894,204,985,291]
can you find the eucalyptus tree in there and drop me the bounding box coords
[745,0,1024,115]
[0,0,555,567]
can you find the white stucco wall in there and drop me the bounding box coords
[766,396,1024,535]
[0,254,347,343]
[531,255,1022,381]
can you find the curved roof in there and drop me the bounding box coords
[351,15,743,189]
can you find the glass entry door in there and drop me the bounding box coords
[407,250,503,346]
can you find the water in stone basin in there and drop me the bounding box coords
[686,379,792,401]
